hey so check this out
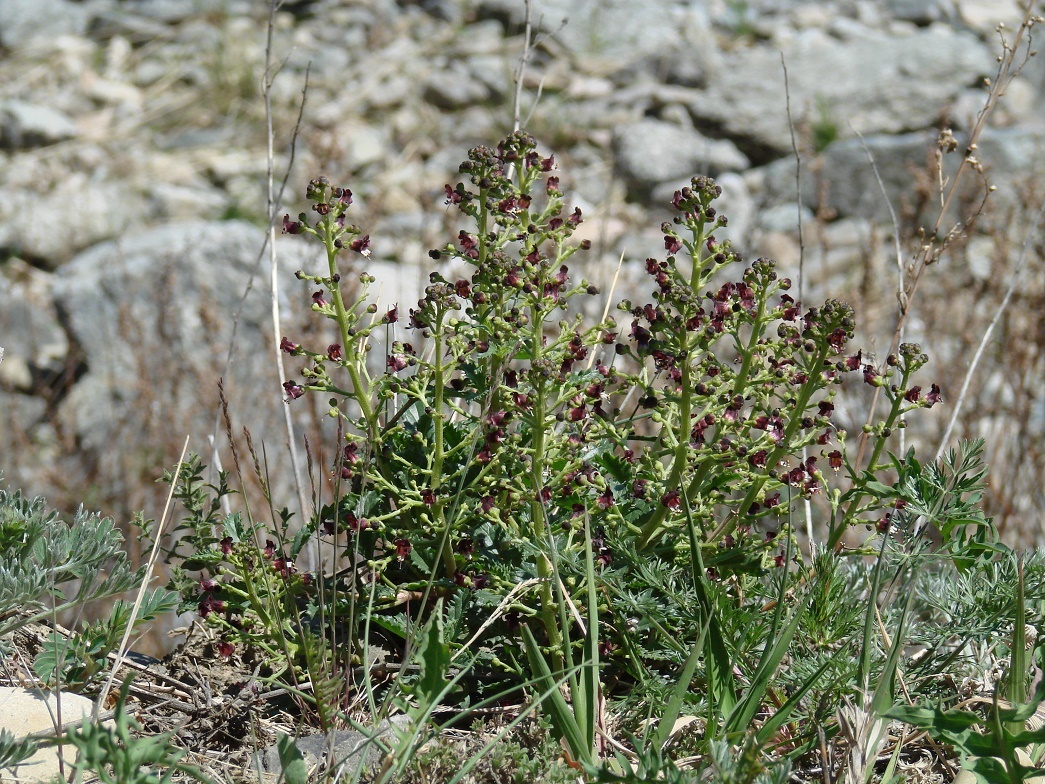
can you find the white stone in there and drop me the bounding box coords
[0,687,111,783]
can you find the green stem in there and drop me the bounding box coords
[826,376,910,550]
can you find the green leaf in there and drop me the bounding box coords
[411,599,451,716]
[276,733,307,784]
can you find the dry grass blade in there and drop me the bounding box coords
[93,435,191,721]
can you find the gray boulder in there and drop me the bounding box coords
[613,119,749,199]
[0,101,78,150]
[688,26,992,160]
[0,174,145,267]
[759,126,1045,223]
[48,221,422,507]
[0,0,91,49]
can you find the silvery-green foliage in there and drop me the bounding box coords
[0,485,167,640]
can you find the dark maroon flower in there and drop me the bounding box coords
[569,404,586,422]
[818,401,834,418]
[904,385,922,403]
[217,641,235,658]
[774,554,786,568]
[327,343,343,361]
[862,365,878,385]
[764,493,781,509]
[394,538,411,561]
[387,354,408,372]
[280,337,299,354]
[282,380,304,400]
[664,235,682,255]
[827,450,843,471]
[597,547,613,567]
[198,595,224,618]
[597,488,614,510]
[481,496,496,514]
[264,539,276,558]
[385,306,399,323]
[472,572,491,590]
[312,290,328,307]
[661,490,681,510]
[925,384,941,406]
[421,489,436,506]
[350,235,371,254]
[845,351,863,371]
[282,214,303,234]
[546,176,560,194]
[828,328,848,351]
[220,537,233,556]
[877,513,892,533]
[199,576,217,592]
[273,557,295,578]
[444,184,463,205]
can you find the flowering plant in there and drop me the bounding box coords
[166,134,965,763]
[273,132,944,662]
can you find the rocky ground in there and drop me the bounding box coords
[0,0,1044,547]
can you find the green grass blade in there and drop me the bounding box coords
[1006,553,1028,739]
[684,499,736,723]
[727,603,806,735]
[580,514,601,758]
[651,616,709,752]
[522,623,593,766]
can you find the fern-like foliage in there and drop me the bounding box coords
[0,487,152,638]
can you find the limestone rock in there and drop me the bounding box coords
[613,119,749,199]
[0,687,111,784]
[688,26,992,160]
[0,101,78,150]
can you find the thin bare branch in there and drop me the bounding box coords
[780,52,814,548]
[512,0,533,133]
[265,0,308,523]
[853,6,1040,471]
[852,125,906,454]
[934,202,1045,461]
